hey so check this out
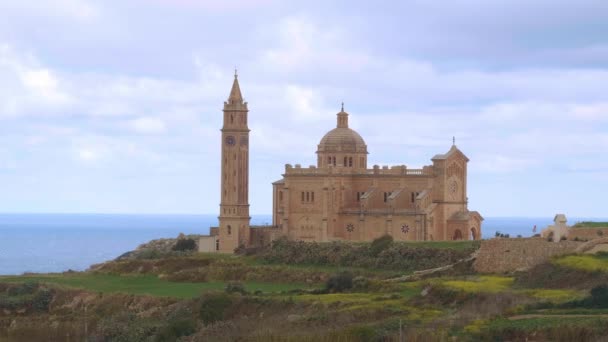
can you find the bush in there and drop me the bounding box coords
[199,294,232,324]
[173,238,197,252]
[7,281,38,296]
[590,285,608,307]
[326,272,353,293]
[370,235,393,256]
[156,317,197,341]
[32,288,53,312]
[225,282,247,295]
[352,276,370,290]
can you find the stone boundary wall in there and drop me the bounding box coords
[473,238,583,274]
[568,228,608,240]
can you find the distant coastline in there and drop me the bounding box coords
[1,214,607,276]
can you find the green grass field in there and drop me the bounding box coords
[0,274,309,299]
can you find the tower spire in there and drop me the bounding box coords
[228,71,243,104]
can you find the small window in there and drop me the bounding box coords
[332,157,336,166]
[301,192,305,202]
[279,191,283,201]
[227,225,232,235]
[306,192,310,202]
[311,192,315,202]
[343,156,347,166]
[216,239,220,251]
[349,157,353,167]
[357,192,360,202]
[230,115,234,124]
[328,156,331,165]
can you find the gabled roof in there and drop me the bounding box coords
[432,145,469,162]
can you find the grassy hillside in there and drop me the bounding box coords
[572,221,608,228]
[2,238,608,341]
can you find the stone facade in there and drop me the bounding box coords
[474,238,583,273]
[271,107,483,243]
[212,75,483,252]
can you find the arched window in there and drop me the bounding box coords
[349,157,353,167]
[227,225,232,235]
[343,156,347,166]
[306,192,310,202]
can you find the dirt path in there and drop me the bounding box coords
[508,314,608,320]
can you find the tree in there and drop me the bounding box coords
[173,238,197,251]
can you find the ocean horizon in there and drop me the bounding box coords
[1,213,606,276]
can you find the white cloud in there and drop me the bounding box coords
[0,0,100,20]
[129,117,167,134]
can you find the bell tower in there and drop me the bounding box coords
[218,71,250,252]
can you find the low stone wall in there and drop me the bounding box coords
[473,238,583,274]
[568,228,608,241]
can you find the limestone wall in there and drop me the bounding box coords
[568,228,608,241]
[473,238,583,273]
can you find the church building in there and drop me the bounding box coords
[206,74,483,253]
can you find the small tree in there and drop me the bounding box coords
[173,238,197,252]
[590,285,608,308]
[495,231,501,238]
[370,235,393,256]
[325,272,353,293]
[225,282,247,295]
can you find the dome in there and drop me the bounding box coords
[317,110,368,153]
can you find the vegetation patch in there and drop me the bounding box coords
[572,222,608,228]
[256,237,479,272]
[521,289,585,303]
[0,274,308,298]
[439,276,514,293]
[554,255,608,272]
[476,316,608,342]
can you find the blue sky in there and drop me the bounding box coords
[0,0,607,217]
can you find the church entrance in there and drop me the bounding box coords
[470,227,478,240]
[452,229,463,240]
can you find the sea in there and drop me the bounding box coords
[1,214,606,276]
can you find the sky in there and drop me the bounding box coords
[0,0,607,217]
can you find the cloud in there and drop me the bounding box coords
[129,117,167,134]
[0,0,100,20]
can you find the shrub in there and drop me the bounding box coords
[597,230,605,237]
[225,282,247,295]
[7,281,38,296]
[173,238,197,252]
[199,294,232,324]
[325,272,353,293]
[156,317,197,341]
[590,285,608,307]
[32,288,53,312]
[370,235,393,256]
[352,276,370,290]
